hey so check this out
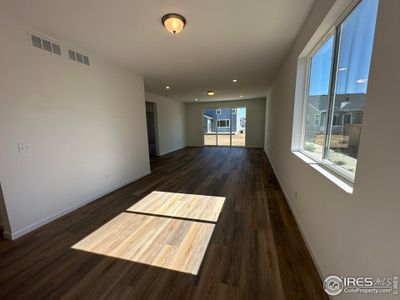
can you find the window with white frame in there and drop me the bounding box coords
[298,0,379,181]
[217,119,230,128]
[314,114,320,126]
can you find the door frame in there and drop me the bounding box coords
[145,101,160,157]
[202,107,246,147]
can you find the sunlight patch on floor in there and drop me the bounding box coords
[72,191,225,275]
[127,191,225,222]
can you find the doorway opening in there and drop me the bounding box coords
[145,102,158,158]
[203,107,246,147]
[0,182,11,239]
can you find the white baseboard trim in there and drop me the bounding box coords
[3,231,11,240]
[158,145,186,157]
[263,150,326,282]
[5,169,151,240]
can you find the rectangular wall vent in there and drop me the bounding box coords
[29,33,62,56]
[67,48,90,66]
[83,55,90,65]
[68,49,76,61]
[31,35,42,49]
[42,39,52,52]
[52,43,61,55]
[76,52,83,63]
[28,31,90,66]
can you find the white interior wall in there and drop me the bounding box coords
[0,18,150,239]
[145,92,186,156]
[264,1,400,298]
[185,98,266,148]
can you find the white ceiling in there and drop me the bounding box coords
[0,0,315,102]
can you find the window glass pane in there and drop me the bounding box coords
[217,108,231,146]
[203,109,217,146]
[326,0,379,175]
[303,35,335,158]
[232,107,246,147]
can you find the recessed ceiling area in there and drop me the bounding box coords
[0,0,315,102]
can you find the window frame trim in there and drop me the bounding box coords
[299,31,335,156]
[299,28,336,152]
[298,0,365,184]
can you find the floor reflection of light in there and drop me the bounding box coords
[72,191,225,275]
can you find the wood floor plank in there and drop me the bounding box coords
[0,147,328,299]
[127,191,225,222]
[72,190,225,275]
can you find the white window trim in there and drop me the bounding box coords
[217,119,230,128]
[292,152,354,193]
[343,112,353,125]
[291,0,368,194]
[298,31,358,185]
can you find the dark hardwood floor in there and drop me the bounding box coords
[0,147,328,299]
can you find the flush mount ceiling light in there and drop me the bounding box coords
[207,91,215,96]
[240,95,244,98]
[194,98,199,101]
[233,79,238,83]
[165,86,171,90]
[162,13,186,34]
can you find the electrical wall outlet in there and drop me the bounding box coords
[17,143,30,153]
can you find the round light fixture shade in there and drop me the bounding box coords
[162,13,186,34]
[207,91,215,96]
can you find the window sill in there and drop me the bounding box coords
[292,151,354,194]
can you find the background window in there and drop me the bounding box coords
[301,0,379,178]
[314,114,320,126]
[332,113,341,126]
[217,120,230,128]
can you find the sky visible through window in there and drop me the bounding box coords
[238,107,246,120]
[309,0,379,96]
